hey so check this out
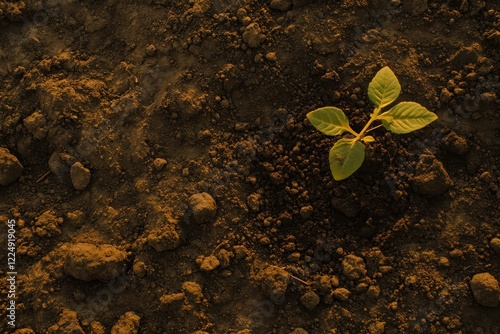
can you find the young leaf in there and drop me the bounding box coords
[368,67,401,109]
[329,139,365,181]
[362,135,375,143]
[378,102,438,134]
[307,107,354,136]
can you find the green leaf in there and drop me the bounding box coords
[378,102,438,134]
[368,66,401,109]
[362,135,375,143]
[329,139,365,181]
[307,107,354,136]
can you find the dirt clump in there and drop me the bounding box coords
[470,272,500,307]
[0,147,23,185]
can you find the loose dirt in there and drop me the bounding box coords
[1,0,499,333]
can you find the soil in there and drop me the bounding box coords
[1,0,500,333]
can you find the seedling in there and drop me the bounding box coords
[307,66,438,180]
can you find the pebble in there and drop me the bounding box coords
[200,255,220,272]
[490,238,500,253]
[265,52,277,62]
[290,329,308,334]
[259,266,289,304]
[111,312,140,334]
[366,285,381,299]
[300,291,320,310]
[153,158,168,171]
[70,162,91,190]
[242,23,263,48]
[145,44,156,56]
[342,254,367,280]
[299,205,313,219]
[333,288,351,301]
[470,272,500,307]
[64,243,127,281]
[0,148,23,186]
[188,192,217,223]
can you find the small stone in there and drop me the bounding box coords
[259,266,289,304]
[333,288,351,301]
[260,237,271,245]
[153,158,168,171]
[64,243,127,282]
[0,148,23,186]
[133,261,147,277]
[111,312,140,334]
[233,245,249,259]
[366,285,381,299]
[342,254,367,280]
[300,291,320,310]
[145,44,156,56]
[265,52,277,62]
[470,273,500,307]
[70,162,91,190]
[236,8,247,21]
[440,88,453,104]
[270,0,293,11]
[188,192,217,223]
[242,23,263,48]
[480,92,496,103]
[290,329,308,334]
[490,238,500,253]
[200,255,220,271]
[299,205,313,219]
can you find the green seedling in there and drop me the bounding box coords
[307,66,438,181]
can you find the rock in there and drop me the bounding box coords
[152,158,168,171]
[299,205,313,219]
[188,192,217,223]
[366,285,381,299]
[111,312,140,334]
[70,162,91,190]
[200,255,220,271]
[333,287,351,301]
[290,328,308,334]
[270,0,292,11]
[470,273,500,307]
[64,243,128,281]
[300,291,320,310]
[0,148,23,186]
[46,309,84,334]
[145,44,156,56]
[490,238,500,254]
[48,152,76,181]
[147,213,180,251]
[242,23,263,48]
[259,266,290,304]
[182,281,204,304]
[342,254,367,280]
[412,155,453,196]
[23,110,48,139]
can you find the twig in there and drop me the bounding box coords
[35,171,51,184]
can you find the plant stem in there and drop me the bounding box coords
[365,124,383,134]
[354,107,380,141]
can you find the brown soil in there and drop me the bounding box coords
[1,0,500,333]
